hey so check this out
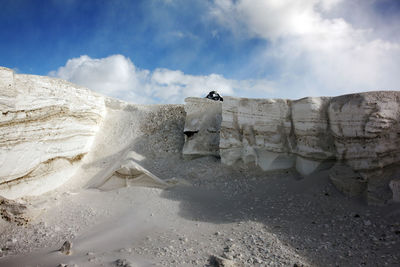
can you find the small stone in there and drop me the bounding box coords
[209,255,236,267]
[179,237,188,243]
[347,251,352,257]
[115,258,132,267]
[59,241,72,255]
[364,220,372,226]
[223,251,234,260]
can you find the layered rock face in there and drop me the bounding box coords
[291,97,336,175]
[328,92,400,203]
[184,92,400,204]
[1,65,398,204]
[220,96,337,175]
[182,97,221,158]
[220,97,294,171]
[0,67,105,199]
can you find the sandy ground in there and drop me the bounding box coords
[0,100,399,267]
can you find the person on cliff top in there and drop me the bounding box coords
[205,91,223,101]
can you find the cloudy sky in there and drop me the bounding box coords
[1,0,400,103]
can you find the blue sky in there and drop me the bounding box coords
[1,0,400,103]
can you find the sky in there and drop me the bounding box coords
[1,0,400,104]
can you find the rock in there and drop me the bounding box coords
[182,91,400,204]
[364,220,372,226]
[329,163,367,197]
[115,259,133,267]
[291,97,335,175]
[328,92,400,171]
[59,240,72,255]
[329,92,400,203]
[219,95,334,174]
[182,97,222,158]
[0,67,105,199]
[220,96,294,171]
[1,66,400,205]
[0,196,28,225]
[209,255,238,267]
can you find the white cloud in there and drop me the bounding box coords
[49,55,152,103]
[210,0,400,98]
[49,1,400,102]
[49,54,274,104]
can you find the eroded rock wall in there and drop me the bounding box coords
[220,96,338,175]
[328,92,400,204]
[182,97,221,158]
[220,96,294,171]
[0,67,106,199]
[183,92,400,204]
[291,97,336,175]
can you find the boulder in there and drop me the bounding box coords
[329,163,368,197]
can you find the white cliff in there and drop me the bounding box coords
[1,66,399,205]
[182,97,221,158]
[328,91,400,203]
[184,92,400,204]
[291,97,335,175]
[220,96,294,171]
[0,67,106,199]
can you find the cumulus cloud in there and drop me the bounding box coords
[49,1,400,102]
[210,0,400,98]
[49,54,274,104]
